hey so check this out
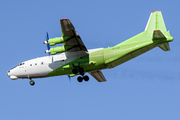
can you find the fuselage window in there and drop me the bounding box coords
[35,63,37,65]
[41,62,44,65]
[30,64,32,66]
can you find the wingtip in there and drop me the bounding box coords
[60,19,69,21]
[152,11,161,13]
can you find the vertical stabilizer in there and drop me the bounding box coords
[145,11,167,36]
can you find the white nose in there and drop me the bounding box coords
[6,71,10,77]
[6,71,18,80]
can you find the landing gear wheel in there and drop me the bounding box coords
[78,68,84,73]
[83,75,89,81]
[72,69,78,74]
[80,72,84,76]
[77,76,83,82]
[78,68,84,76]
[29,80,35,86]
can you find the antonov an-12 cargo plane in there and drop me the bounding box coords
[6,11,173,86]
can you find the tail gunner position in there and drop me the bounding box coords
[6,11,173,86]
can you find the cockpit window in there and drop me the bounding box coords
[10,63,25,70]
[18,63,25,66]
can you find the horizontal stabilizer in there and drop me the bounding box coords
[153,30,166,40]
[158,42,170,51]
[89,70,107,82]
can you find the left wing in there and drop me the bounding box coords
[89,70,107,82]
[60,19,87,52]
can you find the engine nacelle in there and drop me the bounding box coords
[47,36,70,46]
[46,45,71,55]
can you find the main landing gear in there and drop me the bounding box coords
[72,67,84,75]
[77,75,89,82]
[72,67,89,82]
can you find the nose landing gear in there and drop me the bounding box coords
[29,79,35,86]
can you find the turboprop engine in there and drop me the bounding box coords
[44,34,71,55]
[45,45,71,55]
[44,36,70,46]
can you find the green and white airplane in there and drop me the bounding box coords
[6,11,173,86]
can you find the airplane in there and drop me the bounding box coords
[6,11,173,86]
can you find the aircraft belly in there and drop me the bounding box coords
[105,43,158,68]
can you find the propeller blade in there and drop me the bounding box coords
[68,75,71,82]
[45,32,51,55]
[46,32,49,41]
[47,44,50,51]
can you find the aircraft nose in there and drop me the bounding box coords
[6,71,10,77]
[6,70,18,80]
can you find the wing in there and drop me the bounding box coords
[60,19,87,52]
[88,70,107,82]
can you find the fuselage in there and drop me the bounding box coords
[6,35,165,80]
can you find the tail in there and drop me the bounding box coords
[145,11,173,51]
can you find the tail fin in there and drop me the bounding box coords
[145,11,167,34]
[115,11,173,49]
[145,11,173,51]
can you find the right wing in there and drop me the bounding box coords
[60,19,87,52]
[88,70,107,82]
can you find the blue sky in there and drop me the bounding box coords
[1,0,180,120]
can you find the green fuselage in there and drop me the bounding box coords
[47,30,173,77]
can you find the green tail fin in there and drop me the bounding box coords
[115,11,173,47]
[145,11,167,34]
[145,11,173,42]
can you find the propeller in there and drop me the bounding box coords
[68,75,71,83]
[44,32,51,55]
